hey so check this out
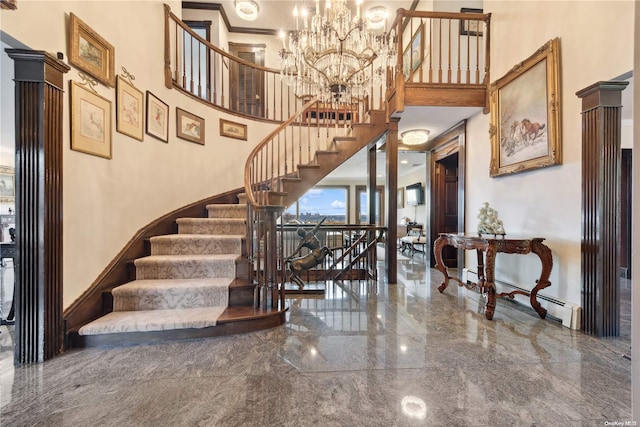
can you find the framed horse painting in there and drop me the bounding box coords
[489,38,562,177]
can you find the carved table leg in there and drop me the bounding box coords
[433,236,450,293]
[483,243,497,320]
[530,239,553,319]
[476,249,486,293]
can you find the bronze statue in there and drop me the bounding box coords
[286,217,333,289]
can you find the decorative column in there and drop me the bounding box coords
[576,80,628,337]
[385,118,400,284]
[6,49,69,362]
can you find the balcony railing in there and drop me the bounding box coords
[164,5,388,123]
[391,9,491,86]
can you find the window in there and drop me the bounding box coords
[184,21,211,100]
[283,186,349,224]
[356,186,385,225]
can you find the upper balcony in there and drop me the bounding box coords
[164,5,491,124]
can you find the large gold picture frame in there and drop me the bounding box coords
[70,81,112,159]
[68,13,116,87]
[489,38,562,177]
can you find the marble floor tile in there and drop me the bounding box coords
[0,252,633,426]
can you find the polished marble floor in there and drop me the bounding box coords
[0,253,633,426]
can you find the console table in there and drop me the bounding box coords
[433,233,553,320]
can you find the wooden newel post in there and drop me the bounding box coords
[576,80,629,337]
[6,49,70,362]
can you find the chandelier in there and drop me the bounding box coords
[279,0,396,105]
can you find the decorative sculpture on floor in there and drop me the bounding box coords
[286,217,333,289]
[477,202,506,236]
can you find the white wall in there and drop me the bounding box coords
[398,168,427,225]
[0,1,279,308]
[464,1,634,317]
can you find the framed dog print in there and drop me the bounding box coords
[176,108,205,145]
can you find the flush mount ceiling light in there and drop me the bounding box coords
[235,0,259,21]
[366,6,388,30]
[401,129,430,145]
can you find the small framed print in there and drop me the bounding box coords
[68,13,115,87]
[460,8,484,37]
[176,108,205,145]
[70,81,112,159]
[116,76,144,141]
[220,118,247,141]
[146,91,169,143]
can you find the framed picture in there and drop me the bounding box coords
[146,91,169,143]
[0,166,15,203]
[220,118,247,141]
[397,187,404,208]
[70,81,112,159]
[403,23,424,81]
[68,13,115,87]
[460,8,484,36]
[116,76,144,141]
[489,38,562,177]
[176,108,205,145]
[0,0,17,10]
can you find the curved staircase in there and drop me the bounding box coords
[74,201,285,347]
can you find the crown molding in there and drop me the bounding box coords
[182,2,278,36]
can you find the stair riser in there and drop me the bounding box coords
[113,287,228,311]
[206,205,246,219]
[178,221,245,235]
[150,238,242,256]
[136,260,236,280]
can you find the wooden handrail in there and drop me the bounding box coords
[243,96,319,208]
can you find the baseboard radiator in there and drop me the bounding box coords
[462,269,581,330]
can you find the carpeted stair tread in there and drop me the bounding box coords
[177,218,246,235]
[113,278,231,311]
[206,204,246,218]
[150,234,243,255]
[78,306,226,336]
[134,254,239,280]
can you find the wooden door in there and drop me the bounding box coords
[432,153,459,267]
[229,43,265,117]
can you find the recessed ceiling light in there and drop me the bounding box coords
[235,0,259,21]
[400,159,409,164]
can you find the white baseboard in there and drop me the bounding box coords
[461,268,581,329]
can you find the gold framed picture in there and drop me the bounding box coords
[489,38,562,177]
[146,91,169,143]
[0,166,15,203]
[116,76,144,141]
[70,81,112,159]
[176,108,205,145]
[403,23,424,81]
[397,187,404,208]
[68,13,115,87]
[220,118,247,141]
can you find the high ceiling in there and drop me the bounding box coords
[197,2,634,181]
[212,0,415,32]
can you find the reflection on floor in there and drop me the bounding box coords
[0,254,633,426]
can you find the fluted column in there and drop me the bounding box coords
[576,80,628,337]
[6,49,69,362]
